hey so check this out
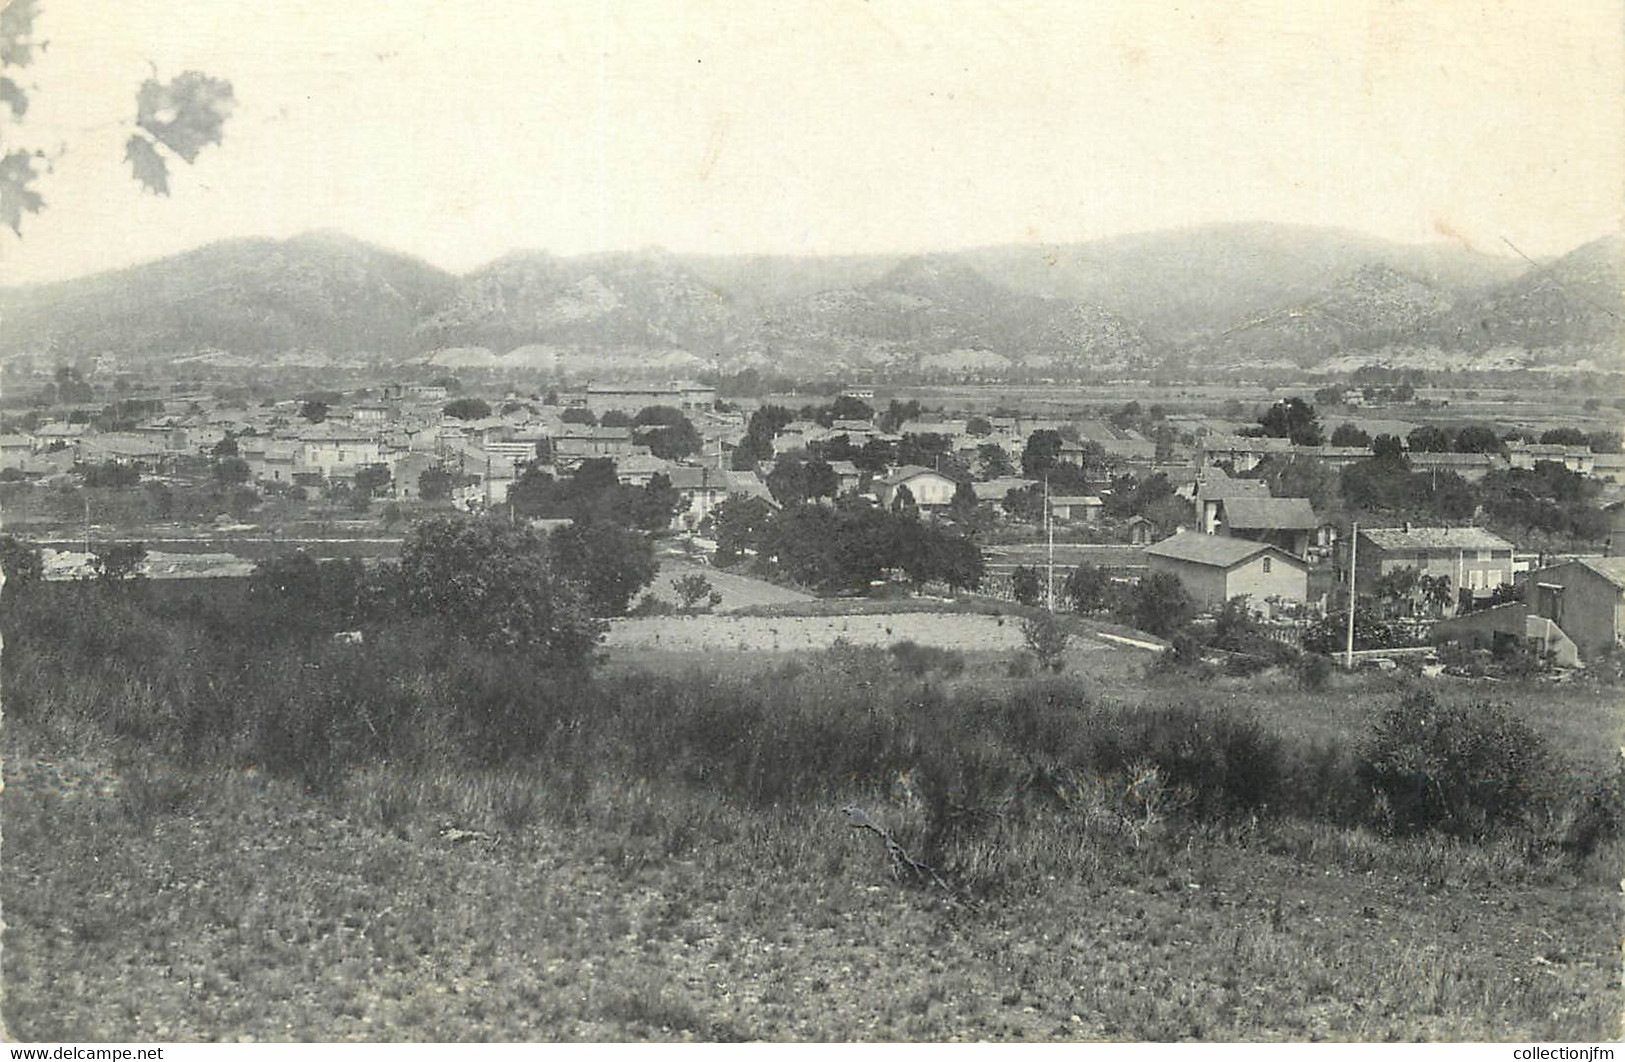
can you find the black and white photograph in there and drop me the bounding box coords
[1,0,1621,1045]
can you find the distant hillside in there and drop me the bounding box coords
[959,222,1524,340]
[0,232,457,360]
[2,223,1617,377]
[1442,235,1625,354]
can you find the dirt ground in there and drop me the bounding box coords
[605,611,1034,654]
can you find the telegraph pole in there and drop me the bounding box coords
[1345,522,1358,669]
[1045,473,1055,611]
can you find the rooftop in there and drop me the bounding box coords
[1572,556,1625,591]
[1359,526,1516,552]
[1219,497,1318,530]
[1145,530,1303,569]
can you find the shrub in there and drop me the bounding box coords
[1361,690,1550,838]
[629,594,677,617]
[889,640,965,678]
[1020,613,1069,672]
[1296,652,1333,691]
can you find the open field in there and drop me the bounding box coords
[606,611,1036,654]
[5,747,1619,1042]
[4,584,1621,1043]
[639,559,816,612]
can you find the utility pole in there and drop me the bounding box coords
[1045,473,1055,611]
[1345,522,1358,669]
[82,495,91,557]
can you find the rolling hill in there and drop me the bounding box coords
[1,224,1617,377]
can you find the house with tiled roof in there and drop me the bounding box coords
[1212,497,1319,557]
[876,465,957,509]
[1195,435,1294,472]
[971,477,1037,504]
[1407,451,1506,481]
[666,467,775,531]
[1508,442,1594,474]
[1191,468,1272,532]
[1523,557,1625,660]
[1143,530,1308,611]
[1353,525,1517,604]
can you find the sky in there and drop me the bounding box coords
[2,0,1622,284]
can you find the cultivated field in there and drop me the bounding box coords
[606,611,1034,654]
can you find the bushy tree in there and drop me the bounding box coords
[1011,565,1042,606]
[1002,483,1046,524]
[418,464,455,502]
[827,394,874,423]
[0,534,42,592]
[92,542,147,585]
[766,450,837,506]
[1021,612,1069,672]
[1361,689,1548,838]
[1330,423,1370,447]
[443,398,493,421]
[1539,427,1590,447]
[1021,429,1064,479]
[734,405,793,466]
[671,573,720,612]
[549,521,658,617]
[560,407,598,426]
[1406,425,1452,453]
[976,443,1014,480]
[213,456,250,488]
[396,518,604,661]
[354,463,392,499]
[1124,571,1195,638]
[82,461,141,488]
[1064,563,1110,613]
[1257,397,1323,445]
[1452,424,1504,454]
[710,495,777,567]
[633,406,702,460]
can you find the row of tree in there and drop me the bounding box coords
[708,496,984,594]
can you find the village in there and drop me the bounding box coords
[4,369,1624,675]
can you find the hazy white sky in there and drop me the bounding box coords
[2,0,1622,283]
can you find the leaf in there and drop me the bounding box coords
[0,146,42,233]
[0,0,39,69]
[135,71,235,163]
[124,134,169,196]
[0,75,24,118]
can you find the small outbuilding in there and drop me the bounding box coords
[1143,530,1309,611]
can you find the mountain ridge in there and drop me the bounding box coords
[2,224,1617,376]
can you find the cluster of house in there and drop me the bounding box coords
[1138,463,1625,667]
[1198,434,1625,483]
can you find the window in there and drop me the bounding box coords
[1262,557,1272,573]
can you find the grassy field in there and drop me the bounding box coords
[3,583,1622,1043]
[6,745,1619,1042]
[639,559,815,612]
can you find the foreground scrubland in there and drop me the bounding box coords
[4,582,1621,1041]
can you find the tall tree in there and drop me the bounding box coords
[396,518,604,661]
[1021,429,1064,479]
[1257,397,1323,446]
